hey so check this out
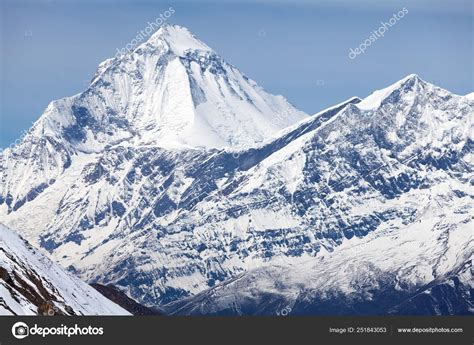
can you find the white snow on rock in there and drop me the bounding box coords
[0,224,130,315]
[465,92,474,101]
[357,73,420,110]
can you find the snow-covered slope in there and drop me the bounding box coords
[0,95,359,305]
[162,76,473,315]
[0,21,472,314]
[164,200,473,315]
[0,224,130,315]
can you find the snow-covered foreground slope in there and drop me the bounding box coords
[0,224,130,315]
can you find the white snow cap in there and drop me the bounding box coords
[465,92,474,100]
[85,23,308,149]
[357,74,421,110]
[145,23,213,56]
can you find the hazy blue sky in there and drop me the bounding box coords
[1,0,472,148]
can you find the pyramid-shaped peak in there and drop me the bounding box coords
[401,73,421,82]
[146,23,213,56]
[52,23,308,151]
[397,73,428,89]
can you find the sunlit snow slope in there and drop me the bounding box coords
[0,224,130,315]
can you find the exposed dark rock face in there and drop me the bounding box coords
[0,224,128,315]
[91,283,160,315]
[0,248,66,315]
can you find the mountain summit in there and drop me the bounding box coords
[30,24,308,153]
[0,24,307,221]
[143,23,214,57]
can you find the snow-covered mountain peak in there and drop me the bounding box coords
[145,24,213,57]
[21,23,308,152]
[353,74,473,148]
[357,73,425,110]
[0,23,309,218]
